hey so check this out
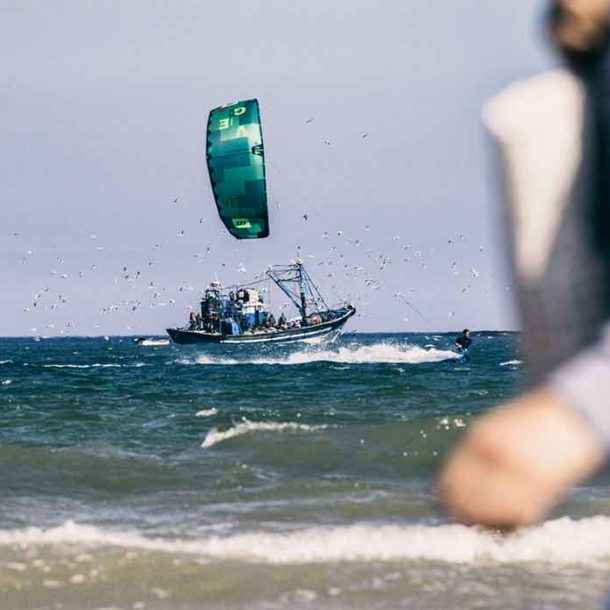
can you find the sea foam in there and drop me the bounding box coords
[42,363,147,369]
[201,420,328,448]
[3,517,610,565]
[180,344,459,367]
[196,408,218,417]
[500,359,523,367]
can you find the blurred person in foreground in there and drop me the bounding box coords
[439,0,610,529]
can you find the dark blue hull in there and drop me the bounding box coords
[167,307,355,345]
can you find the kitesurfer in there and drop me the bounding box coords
[440,0,610,532]
[454,329,472,353]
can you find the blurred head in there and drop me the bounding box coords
[547,0,610,68]
[463,329,470,336]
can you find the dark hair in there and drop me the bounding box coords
[462,329,470,334]
[545,1,610,75]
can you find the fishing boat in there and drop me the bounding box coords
[166,262,356,345]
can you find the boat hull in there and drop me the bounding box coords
[167,308,355,345]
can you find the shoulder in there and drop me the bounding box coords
[483,69,584,144]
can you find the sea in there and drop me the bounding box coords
[2,332,610,610]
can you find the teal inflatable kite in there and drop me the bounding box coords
[206,99,269,239]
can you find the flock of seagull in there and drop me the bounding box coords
[12,117,492,336]
[13,212,488,336]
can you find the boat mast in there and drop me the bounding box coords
[297,260,307,322]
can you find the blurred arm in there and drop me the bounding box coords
[439,387,605,528]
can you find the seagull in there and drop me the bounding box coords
[303,214,308,221]
[305,117,314,124]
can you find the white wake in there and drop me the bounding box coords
[179,343,459,367]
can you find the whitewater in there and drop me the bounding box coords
[4,516,610,565]
[177,341,461,367]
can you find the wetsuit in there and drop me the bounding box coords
[455,335,471,352]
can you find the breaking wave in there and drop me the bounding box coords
[3,517,610,565]
[201,420,328,448]
[195,408,218,418]
[42,363,147,369]
[500,359,522,367]
[180,344,459,367]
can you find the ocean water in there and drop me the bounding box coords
[2,332,610,610]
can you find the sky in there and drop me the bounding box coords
[0,1,554,336]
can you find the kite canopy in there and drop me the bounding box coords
[206,99,269,239]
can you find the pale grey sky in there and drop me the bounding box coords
[1,1,553,335]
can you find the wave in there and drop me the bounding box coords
[202,420,328,448]
[1,379,12,386]
[196,408,218,417]
[0,360,12,365]
[42,363,147,369]
[500,360,522,367]
[180,344,460,367]
[3,517,610,565]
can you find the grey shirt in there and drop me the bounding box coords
[484,67,610,446]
